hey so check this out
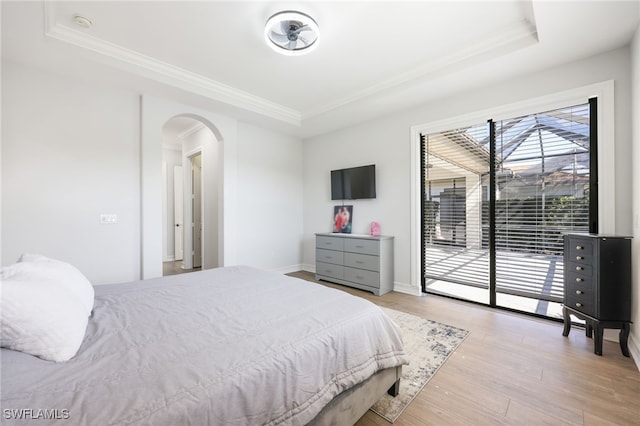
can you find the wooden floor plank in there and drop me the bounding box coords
[505,400,582,426]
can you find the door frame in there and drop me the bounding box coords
[174,165,184,262]
[182,148,203,270]
[191,153,203,268]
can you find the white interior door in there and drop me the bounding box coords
[192,155,202,268]
[173,165,184,261]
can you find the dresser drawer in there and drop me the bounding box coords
[316,248,343,265]
[568,262,592,277]
[566,274,593,292]
[569,262,593,277]
[566,289,595,316]
[316,235,344,251]
[344,267,380,288]
[569,239,593,259]
[344,238,379,256]
[316,262,344,280]
[572,252,593,265]
[344,252,379,272]
[566,270,594,291]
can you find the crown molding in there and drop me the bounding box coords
[43,2,301,127]
[302,19,539,121]
[42,3,537,127]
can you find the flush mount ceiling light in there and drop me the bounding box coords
[264,11,319,56]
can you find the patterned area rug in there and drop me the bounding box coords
[370,307,470,423]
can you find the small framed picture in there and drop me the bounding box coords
[333,205,353,234]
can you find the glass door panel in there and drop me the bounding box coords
[422,123,490,304]
[493,104,591,318]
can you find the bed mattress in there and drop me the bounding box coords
[1,266,408,425]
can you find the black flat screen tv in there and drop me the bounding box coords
[331,164,376,200]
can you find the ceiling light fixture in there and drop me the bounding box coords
[264,11,319,56]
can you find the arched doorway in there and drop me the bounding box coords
[141,96,238,280]
[161,115,222,275]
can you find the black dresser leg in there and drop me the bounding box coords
[586,323,593,338]
[593,324,603,356]
[620,323,630,357]
[562,306,571,337]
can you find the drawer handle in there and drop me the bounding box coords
[575,290,583,295]
[356,275,364,280]
[576,278,583,282]
[355,260,364,264]
[575,266,583,271]
[576,302,583,307]
[576,245,584,250]
[576,256,583,260]
[355,245,364,249]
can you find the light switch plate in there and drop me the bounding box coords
[100,214,118,224]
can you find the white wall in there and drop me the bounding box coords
[303,46,634,294]
[2,61,305,283]
[236,122,304,273]
[302,120,409,273]
[630,23,640,368]
[1,61,141,284]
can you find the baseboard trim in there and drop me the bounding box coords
[300,264,316,273]
[271,264,305,275]
[393,281,422,296]
[628,333,640,372]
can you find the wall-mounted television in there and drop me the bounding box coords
[331,164,376,200]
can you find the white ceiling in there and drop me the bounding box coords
[2,1,639,138]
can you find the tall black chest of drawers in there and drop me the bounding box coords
[562,233,632,356]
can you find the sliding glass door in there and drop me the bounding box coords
[422,101,594,319]
[422,124,491,305]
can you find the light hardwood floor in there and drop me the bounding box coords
[288,271,640,426]
[162,260,200,276]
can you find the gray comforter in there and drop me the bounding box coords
[1,266,408,425]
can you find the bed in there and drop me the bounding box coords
[1,265,408,425]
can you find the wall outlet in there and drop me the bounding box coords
[100,214,118,224]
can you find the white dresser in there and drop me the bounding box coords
[315,233,394,296]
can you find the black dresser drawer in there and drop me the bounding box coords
[565,287,594,316]
[568,238,593,255]
[568,239,593,264]
[567,262,592,277]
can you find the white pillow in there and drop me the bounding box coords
[0,277,89,362]
[0,256,94,362]
[15,254,94,314]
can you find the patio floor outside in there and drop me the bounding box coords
[424,245,565,319]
